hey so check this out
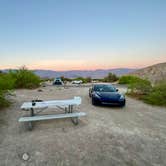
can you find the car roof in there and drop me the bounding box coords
[92,83,115,88]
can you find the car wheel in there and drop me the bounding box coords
[89,88,92,97]
[92,98,97,105]
[121,100,126,107]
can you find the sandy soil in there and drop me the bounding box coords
[0,84,166,166]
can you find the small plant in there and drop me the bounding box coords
[0,91,10,109]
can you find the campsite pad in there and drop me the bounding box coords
[0,85,166,166]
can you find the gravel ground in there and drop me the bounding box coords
[0,84,166,166]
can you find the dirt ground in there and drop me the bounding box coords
[0,84,166,166]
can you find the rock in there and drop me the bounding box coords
[22,153,29,161]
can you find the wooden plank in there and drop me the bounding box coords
[19,112,86,122]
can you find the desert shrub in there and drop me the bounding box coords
[0,91,10,109]
[143,81,166,106]
[119,75,144,84]
[104,73,118,82]
[0,73,14,109]
[126,77,166,106]
[128,79,152,96]
[0,73,16,90]
[0,67,41,109]
[60,76,72,82]
[85,77,92,83]
[10,67,41,89]
[119,75,151,95]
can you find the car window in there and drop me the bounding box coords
[94,85,116,92]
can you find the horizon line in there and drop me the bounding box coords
[0,67,141,72]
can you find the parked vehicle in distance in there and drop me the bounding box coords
[72,80,83,84]
[89,83,125,106]
[53,78,64,85]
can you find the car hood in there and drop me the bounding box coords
[95,91,121,99]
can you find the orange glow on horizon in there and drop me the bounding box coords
[0,58,165,71]
[1,61,164,71]
[0,60,144,71]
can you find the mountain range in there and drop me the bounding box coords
[33,68,136,79]
[2,62,166,83]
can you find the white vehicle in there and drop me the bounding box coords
[72,80,83,84]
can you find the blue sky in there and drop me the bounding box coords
[0,0,166,70]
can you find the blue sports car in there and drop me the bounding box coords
[89,84,126,106]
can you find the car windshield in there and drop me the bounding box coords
[94,84,116,92]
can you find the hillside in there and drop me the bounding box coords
[130,62,166,84]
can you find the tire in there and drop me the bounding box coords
[92,98,97,105]
[89,89,92,97]
[120,100,126,107]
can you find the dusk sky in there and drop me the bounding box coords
[0,0,166,71]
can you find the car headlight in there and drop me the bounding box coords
[94,93,100,98]
[119,95,125,100]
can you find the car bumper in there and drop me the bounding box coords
[101,101,125,106]
[93,97,125,106]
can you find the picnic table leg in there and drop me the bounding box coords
[69,105,73,113]
[71,116,79,125]
[30,108,34,116]
[28,108,34,130]
[70,105,79,125]
[68,105,71,113]
[65,107,67,113]
[68,105,73,113]
[67,105,69,113]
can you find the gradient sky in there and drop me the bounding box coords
[0,0,166,71]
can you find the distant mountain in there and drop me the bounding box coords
[2,62,165,82]
[129,62,166,84]
[33,68,136,79]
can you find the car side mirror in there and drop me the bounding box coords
[116,89,119,92]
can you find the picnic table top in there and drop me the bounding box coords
[21,96,82,110]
